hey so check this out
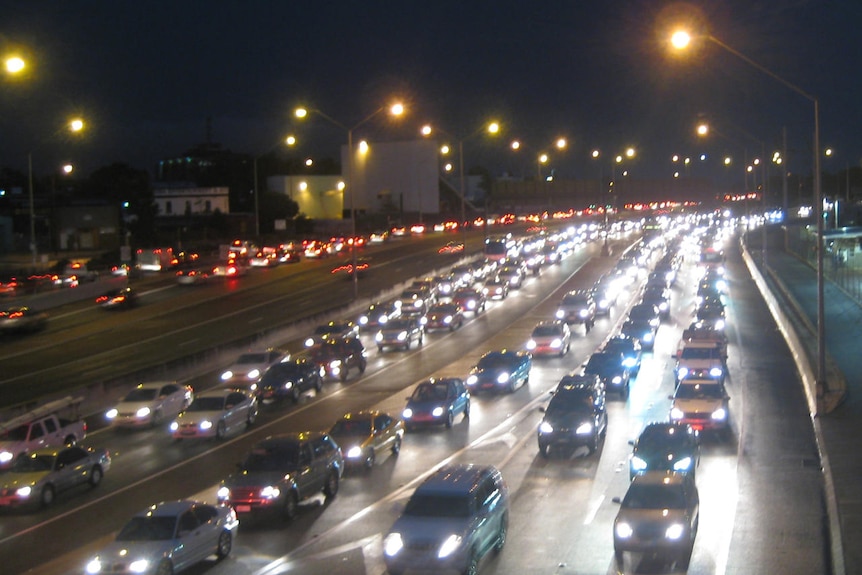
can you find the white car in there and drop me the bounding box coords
[675,340,725,383]
[669,378,730,432]
[105,382,193,428]
[220,349,289,386]
[170,388,258,440]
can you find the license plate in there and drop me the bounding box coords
[235,505,251,513]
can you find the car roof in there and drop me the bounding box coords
[258,431,328,447]
[415,464,498,495]
[197,387,246,398]
[136,500,200,517]
[132,381,178,390]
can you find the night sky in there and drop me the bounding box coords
[2,0,859,190]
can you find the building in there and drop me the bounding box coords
[152,186,230,217]
[266,175,345,220]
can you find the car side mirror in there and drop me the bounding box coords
[668,395,674,400]
[611,496,622,504]
[627,439,634,446]
[538,406,546,413]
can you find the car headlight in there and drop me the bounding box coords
[599,299,609,308]
[217,486,230,500]
[220,370,233,381]
[612,376,622,384]
[438,534,463,558]
[466,300,476,309]
[330,359,342,369]
[670,407,684,420]
[200,420,213,430]
[16,485,32,498]
[444,315,453,324]
[677,367,689,379]
[673,456,693,471]
[579,309,589,318]
[555,309,565,319]
[135,407,151,419]
[397,331,408,341]
[622,357,636,368]
[358,316,369,325]
[615,522,634,538]
[379,316,389,324]
[169,421,179,431]
[642,332,654,342]
[630,455,648,472]
[659,302,669,311]
[575,422,593,434]
[497,372,510,384]
[712,407,727,420]
[649,318,659,327]
[105,408,118,419]
[432,406,445,417]
[384,533,403,557]
[709,367,723,377]
[550,338,562,348]
[466,375,478,385]
[85,558,103,574]
[526,340,537,350]
[538,421,554,434]
[129,559,150,573]
[261,485,281,499]
[247,369,260,380]
[665,523,685,540]
[402,408,413,419]
[714,319,726,330]
[346,446,363,459]
[304,338,315,347]
[375,332,383,342]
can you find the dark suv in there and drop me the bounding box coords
[306,336,367,381]
[583,351,631,399]
[217,432,344,520]
[258,357,324,404]
[384,464,508,575]
[538,374,607,457]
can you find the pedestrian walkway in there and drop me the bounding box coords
[755,240,862,575]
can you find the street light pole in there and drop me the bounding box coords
[253,157,260,238]
[458,139,467,251]
[28,152,37,268]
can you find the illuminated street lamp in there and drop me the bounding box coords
[672,28,827,403]
[295,102,405,299]
[4,56,25,75]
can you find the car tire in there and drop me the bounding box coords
[391,435,402,455]
[247,407,258,426]
[40,484,55,507]
[216,530,233,560]
[155,559,173,575]
[588,432,600,454]
[359,359,367,373]
[364,449,375,470]
[419,334,424,346]
[290,386,301,404]
[314,376,323,393]
[620,382,630,400]
[340,368,349,382]
[89,465,103,487]
[538,442,550,458]
[216,421,227,440]
[283,491,299,520]
[494,513,508,553]
[614,549,624,569]
[445,410,454,429]
[151,409,163,428]
[64,435,77,447]
[323,470,340,499]
[378,346,384,353]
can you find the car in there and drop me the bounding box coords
[328,410,405,469]
[258,357,324,404]
[497,264,524,288]
[537,374,607,457]
[250,247,280,267]
[376,318,425,351]
[583,351,631,398]
[526,320,571,357]
[675,340,725,383]
[217,432,343,520]
[96,286,138,310]
[678,320,728,360]
[695,300,726,329]
[357,300,400,330]
[423,302,464,331]
[451,287,486,315]
[0,445,111,509]
[628,422,700,480]
[628,302,661,328]
[592,275,622,317]
[396,287,434,313]
[613,471,700,570]
[0,306,48,334]
[105,381,194,428]
[640,285,671,320]
[621,318,659,351]
[438,240,465,254]
[304,320,361,348]
[277,242,303,263]
[84,499,239,575]
[482,276,509,299]
[402,377,470,430]
[169,388,258,440]
[466,349,532,394]
[383,464,508,575]
[305,336,368,381]
[602,335,642,374]
[175,268,211,285]
[433,273,458,297]
[369,230,390,243]
[303,239,332,258]
[555,290,596,331]
[669,377,731,432]
[219,348,289,387]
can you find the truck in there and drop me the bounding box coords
[0,396,88,469]
[136,247,176,272]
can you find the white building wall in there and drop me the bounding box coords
[153,187,229,216]
[266,175,345,220]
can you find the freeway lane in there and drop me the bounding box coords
[3,227,829,575]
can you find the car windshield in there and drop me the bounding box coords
[697,305,723,317]
[604,341,632,355]
[638,427,692,450]
[623,484,686,510]
[586,354,617,371]
[11,454,54,473]
[1,425,29,441]
[675,383,725,399]
[629,306,655,321]
[680,347,719,360]
[116,516,177,541]
[123,388,159,402]
[562,295,588,306]
[236,353,267,364]
[260,364,297,383]
[187,396,225,411]
[431,305,458,314]
[404,493,471,517]
[412,384,449,401]
[547,391,594,415]
[477,353,514,369]
[533,325,562,337]
[331,418,373,437]
[242,445,300,471]
[385,319,412,331]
